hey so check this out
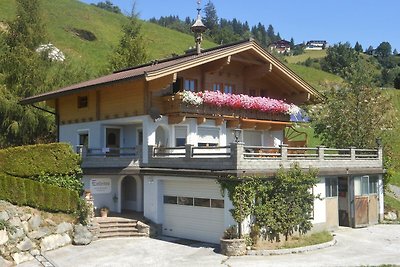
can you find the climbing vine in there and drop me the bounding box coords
[218,163,318,241]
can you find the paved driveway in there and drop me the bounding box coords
[19,224,400,267]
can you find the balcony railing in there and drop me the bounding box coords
[77,146,140,168]
[159,94,290,121]
[147,143,383,171]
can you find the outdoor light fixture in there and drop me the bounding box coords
[376,137,382,148]
[233,128,241,143]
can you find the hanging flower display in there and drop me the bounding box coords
[177,90,299,116]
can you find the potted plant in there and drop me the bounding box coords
[220,225,246,256]
[100,206,109,218]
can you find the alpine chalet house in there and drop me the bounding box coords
[21,9,384,244]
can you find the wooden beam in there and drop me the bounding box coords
[231,55,264,66]
[197,117,206,125]
[239,119,256,129]
[255,123,271,131]
[244,65,271,81]
[168,115,186,124]
[215,117,224,126]
[226,119,240,129]
[202,56,231,73]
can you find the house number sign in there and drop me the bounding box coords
[90,178,112,194]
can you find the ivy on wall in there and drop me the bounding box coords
[218,163,318,241]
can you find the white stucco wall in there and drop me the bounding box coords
[311,177,326,224]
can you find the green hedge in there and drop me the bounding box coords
[0,174,78,213]
[0,143,81,178]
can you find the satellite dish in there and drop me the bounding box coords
[149,107,162,121]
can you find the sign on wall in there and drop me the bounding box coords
[90,178,112,194]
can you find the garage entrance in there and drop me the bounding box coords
[162,180,225,244]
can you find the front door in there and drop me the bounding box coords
[106,128,120,155]
[122,176,137,211]
[352,176,369,227]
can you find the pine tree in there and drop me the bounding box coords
[354,41,363,53]
[203,0,219,37]
[109,4,148,71]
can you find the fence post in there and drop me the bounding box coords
[317,145,326,160]
[350,147,356,161]
[280,144,288,161]
[185,144,193,159]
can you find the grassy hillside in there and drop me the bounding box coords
[0,0,216,73]
[286,50,327,64]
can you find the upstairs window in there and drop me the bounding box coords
[212,83,222,92]
[260,89,267,97]
[77,96,88,108]
[175,126,187,147]
[184,79,197,92]
[224,84,234,94]
[249,89,257,96]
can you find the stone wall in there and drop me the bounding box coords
[0,200,93,266]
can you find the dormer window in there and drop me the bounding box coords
[77,96,88,108]
[184,79,197,92]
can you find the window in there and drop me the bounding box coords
[212,83,222,92]
[211,199,224,208]
[325,177,338,197]
[260,89,267,97]
[369,176,378,194]
[224,84,234,94]
[184,79,197,92]
[198,127,219,147]
[249,89,257,96]
[175,126,187,147]
[79,132,89,147]
[164,196,177,204]
[194,198,210,207]
[354,176,369,196]
[77,96,88,108]
[177,197,193,206]
[137,129,143,146]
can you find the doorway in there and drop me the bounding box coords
[106,128,120,155]
[338,177,350,226]
[121,176,137,211]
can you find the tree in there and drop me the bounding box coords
[310,60,395,149]
[394,73,400,89]
[91,1,122,14]
[321,42,359,79]
[376,41,392,58]
[365,45,374,55]
[108,4,148,71]
[354,41,363,53]
[203,0,218,35]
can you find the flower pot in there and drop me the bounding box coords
[220,238,246,256]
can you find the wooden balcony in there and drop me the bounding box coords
[158,94,290,122]
[147,143,383,174]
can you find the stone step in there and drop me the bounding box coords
[97,232,148,239]
[99,227,139,233]
[97,222,137,228]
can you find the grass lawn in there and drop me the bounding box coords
[254,231,333,250]
[385,194,400,214]
[285,50,327,64]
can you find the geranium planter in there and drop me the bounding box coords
[220,238,246,256]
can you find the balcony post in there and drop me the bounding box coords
[350,147,356,161]
[185,144,193,159]
[148,145,155,160]
[378,146,383,162]
[280,144,288,161]
[317,145,326,160]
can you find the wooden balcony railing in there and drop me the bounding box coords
[159,94,291,121]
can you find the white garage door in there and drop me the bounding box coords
[163,179,225,244]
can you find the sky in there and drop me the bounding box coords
[81,0,400,51]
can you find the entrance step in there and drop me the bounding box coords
[94,217,150,239]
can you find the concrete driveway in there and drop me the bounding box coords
[19,224,400,267]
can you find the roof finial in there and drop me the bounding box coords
[191,0,207,54]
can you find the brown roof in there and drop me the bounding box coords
[20,39,323,105]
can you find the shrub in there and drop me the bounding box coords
[0,143,81,178]
[0,174,78,213]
